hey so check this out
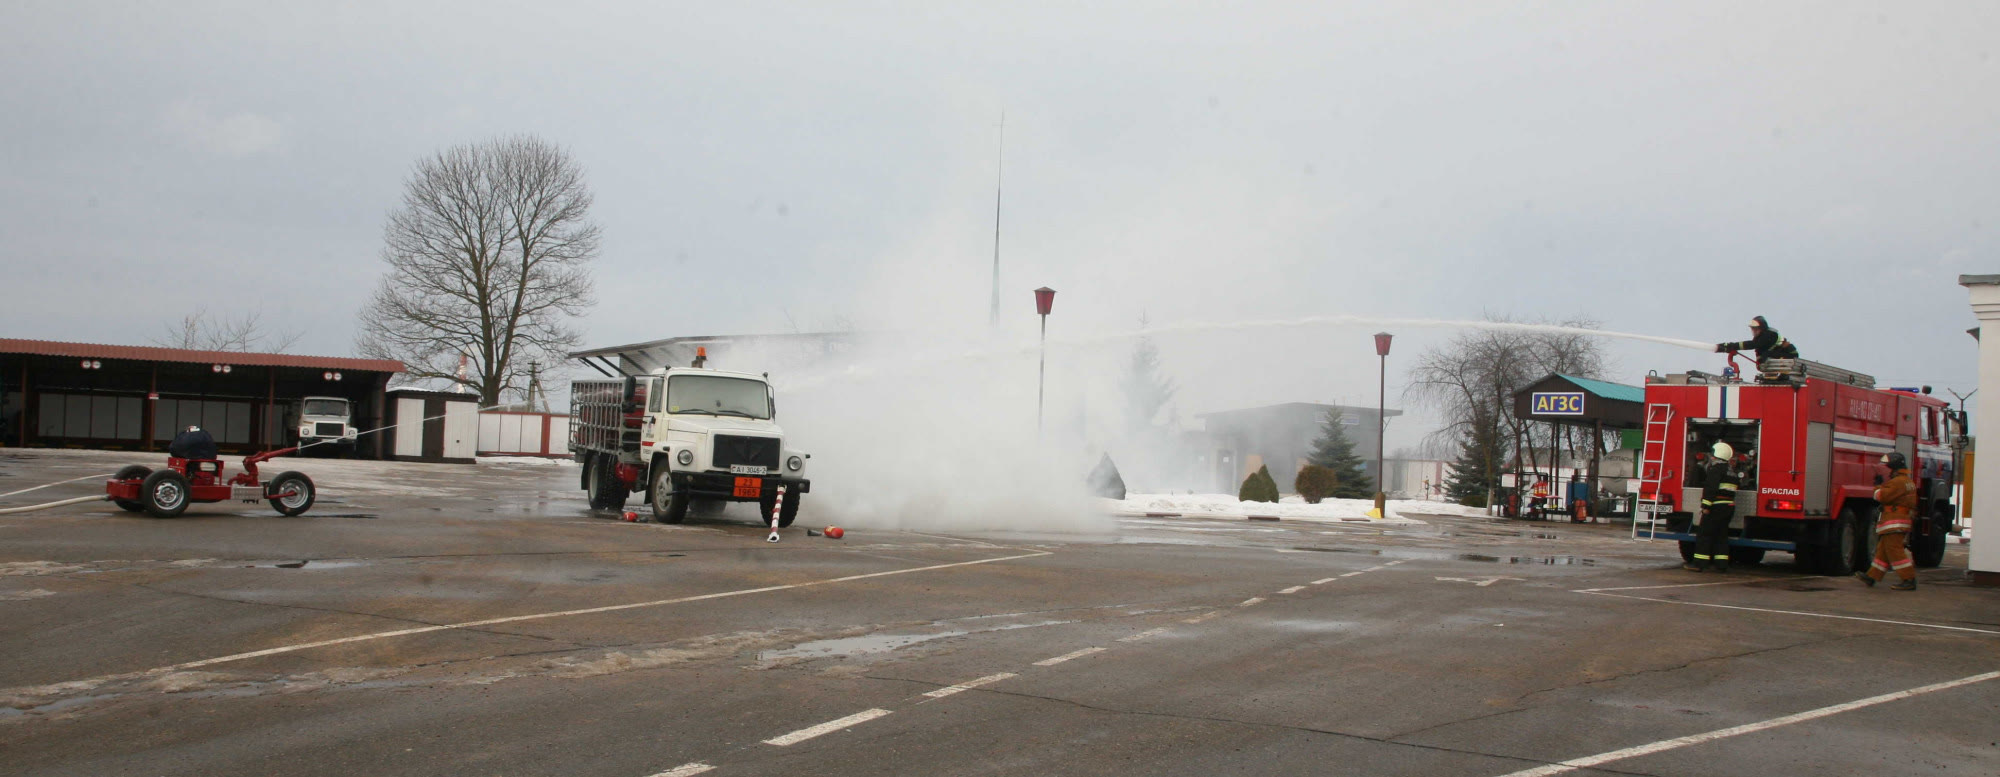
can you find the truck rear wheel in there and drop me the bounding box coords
[1809,508,1863,576]
[587,454,628,510]
[649,466,688,524]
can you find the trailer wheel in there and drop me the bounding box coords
[1810,508,1863,576]
[759,491,802,528]
[139,469,190,518]
[587,453,628,510]
[112,465,151,512]
[649,466,688,524]
[266,471,316,516]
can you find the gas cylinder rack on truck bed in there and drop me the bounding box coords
[569,366,811,525]
[1633,358,1963,574]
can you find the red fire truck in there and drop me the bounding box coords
[1634,358,1963,574]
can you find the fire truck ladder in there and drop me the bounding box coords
[1632,403,1674,541]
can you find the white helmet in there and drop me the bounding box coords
[1712,441,1734,459]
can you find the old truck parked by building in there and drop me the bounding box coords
[569,367,810,525]
[289,396,359,453]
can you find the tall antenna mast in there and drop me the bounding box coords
[989,112,1005,328]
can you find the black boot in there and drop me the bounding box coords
[1855,572,1876,588]
[1890,578,1916,591]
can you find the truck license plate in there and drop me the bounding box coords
[729,465,769,475]
[733,477,763,498]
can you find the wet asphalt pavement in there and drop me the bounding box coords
[2,449,1996,776]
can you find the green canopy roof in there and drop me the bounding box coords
[1557,374,1645,404]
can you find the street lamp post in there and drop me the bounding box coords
[1035,287,1057,437]
[1374,332,1393,516]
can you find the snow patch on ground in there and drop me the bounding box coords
[476,456,573,467]
[1106,493,1489,525]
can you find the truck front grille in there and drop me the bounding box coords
[712,435,780,470]
[314,422,344,437]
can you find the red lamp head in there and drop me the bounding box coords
[1034,287,1056,316]
[1374,332,1393,357]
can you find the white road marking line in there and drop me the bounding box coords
[1384,559,1408,566]
[1118,628,1168,643]
[1580,591,2000,636]
[763,708,893,746]
[1340,571,1365,578]
[41,551,1053,681]
[1490,669,2000,777]
[1277,586,1305,594]
[1574,576,1817,593]
[647,763,716,777]
[1364,565,1387,571]
[923,672,1016,699]
[1311,577,1338,585]
[1033,647,1107,666]
[1182,611,1222,624]
[1238,597,1266,606]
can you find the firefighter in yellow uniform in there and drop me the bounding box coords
[1858,452,1918,590]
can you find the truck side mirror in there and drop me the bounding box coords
[621,376,638,412]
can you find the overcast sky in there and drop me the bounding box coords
[4,1,1997,446]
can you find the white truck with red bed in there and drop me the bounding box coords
[569,367,810,525]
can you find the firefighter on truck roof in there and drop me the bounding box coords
[1686,441,1747,573]
[1858,452,1920,591]
[1713,315,1799,367]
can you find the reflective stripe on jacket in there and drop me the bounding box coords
[1874,468,1916,534]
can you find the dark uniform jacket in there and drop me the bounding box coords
[1696,458,1749,513]
[1718,328,1799,363]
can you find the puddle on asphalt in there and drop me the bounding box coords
[311,513,379,520]
[246,560,369,570]
[759,618,1074,662]
[759,631,968,661]
[1290,546,1381,555]
[1452,554,1598,566]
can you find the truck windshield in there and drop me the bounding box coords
[666,376,771,419]
[303,399,348,416]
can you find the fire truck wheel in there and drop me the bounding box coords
[1912,529,1946,568]
[759,492,802,528]
[266,471,316,516]
[112,465,151,512]
[1812,508,1863,576]
[587,454,629,510]
[1912,514,1949,568]
[139,469,190,518]
[649,466,688,524]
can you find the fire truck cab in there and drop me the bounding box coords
[1635,358,1962,574]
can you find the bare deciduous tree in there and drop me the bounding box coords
[152,309,303,353]
[357,136,599,404]
[1406,314,1611,505]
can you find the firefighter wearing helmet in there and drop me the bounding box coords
[1858,452,1919,590]
[1686,441,1747,572]
[1714,315,1799,367]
